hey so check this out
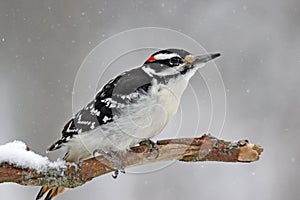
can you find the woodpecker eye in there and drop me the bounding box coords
[169,57,183,66]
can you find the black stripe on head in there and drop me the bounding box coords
[153,49,191,59]
[152,50,173,56]
[165,49,190,58]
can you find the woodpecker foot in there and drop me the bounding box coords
[65,162,79,171]
[112,168,125,179]
[93,149,125,179]
[139,139,159,159]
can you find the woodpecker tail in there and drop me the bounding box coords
[36,186,68,200]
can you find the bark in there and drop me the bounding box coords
[0,134,263,188]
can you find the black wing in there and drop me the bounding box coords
[48,67,153,151]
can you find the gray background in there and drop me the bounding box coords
[0,0,299,200]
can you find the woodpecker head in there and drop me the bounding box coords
[144,49,220,78]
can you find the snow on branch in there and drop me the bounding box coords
[0,134,263,188]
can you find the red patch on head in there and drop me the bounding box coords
[146,56,156,63]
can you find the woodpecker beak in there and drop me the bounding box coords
[184,53,221,67]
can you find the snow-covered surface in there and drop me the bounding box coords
[0,140,65,172]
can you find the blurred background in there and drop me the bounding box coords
[0,0,299,200]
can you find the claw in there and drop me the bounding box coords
[66,162,79,171]
[93,149,125,179]
[112,166,125,179]
[112,170,119,179]
[93,149,101,158]
[139,139,159,159]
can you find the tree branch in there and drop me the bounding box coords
[0,134,263,188]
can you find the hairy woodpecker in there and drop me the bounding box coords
[36,49,220,200]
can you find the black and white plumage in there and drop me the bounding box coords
[47,66,155,161]
[36,49,220,200]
